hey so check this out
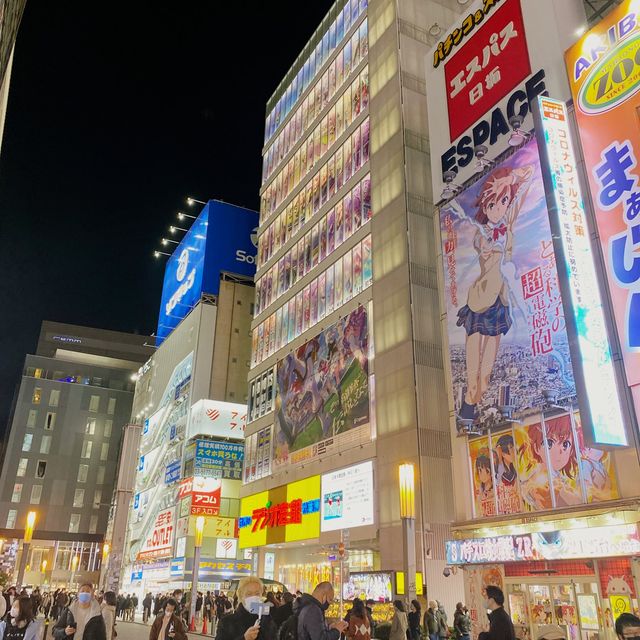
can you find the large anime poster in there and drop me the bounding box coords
[468,436,496,518]
[274,306,369,468]
[492,429,521,515]
[440,140,576,432]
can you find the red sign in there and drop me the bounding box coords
[137,508,175,560]
[251,499,303,532]
[178,476,222,517]
[444,0,531,141]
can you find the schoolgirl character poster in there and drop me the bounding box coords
[440,140,576,432]
[468,436,497,518]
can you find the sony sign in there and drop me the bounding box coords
[235,227,258,264]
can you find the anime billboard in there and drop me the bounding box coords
[440,139,576,432]
[274,306,369,468]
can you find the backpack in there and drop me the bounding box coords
[278,613,299,640]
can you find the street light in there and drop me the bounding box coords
[16,511,36,589]
[101,543,110,590]
[169,226,189,234]
[187,197,206,206]
[398,464,417,601]
[178,212,196,221]
[161,238,179,246]
[154,251,171,258]
[189,516,205,631]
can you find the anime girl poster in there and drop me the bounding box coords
[492,429,522,514]
[439,139,576,432]
[362,236,373,288]
[353,242,363,296]
[336,200,344,245]
[469,436,497,517]
[328,209,336,254]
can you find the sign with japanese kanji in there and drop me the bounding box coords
[565,0,640,433]
[137,507,175,560]
[426,0,584,197]
[188,399,247,439]
[194,439,244,480]
[177,477,223,517]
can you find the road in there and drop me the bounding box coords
[115,620,216,640]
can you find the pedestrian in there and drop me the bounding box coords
[142,593,152,624]
[296,582,348,640]
[346,598,371,640]
[424,601,438,640]
[389,601,408,640]
[205,592,214,626]
[3,588,17,619]
[615,613,640,640]
[408,600,422,640]
[30,588,42,617]
[453,603,470,640]
[271,592,294,628]
[0,595,42,640]
[131,594,138,622]
[215,577,277,640]
[437,602,449,640]
[52,583,106,640]
[149,599,187,640]
[196,592,203,624]
[101,592,117,640]
[478,586,515,640]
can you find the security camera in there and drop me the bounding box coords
[443,567,451,578]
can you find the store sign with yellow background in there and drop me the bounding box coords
[565,0,640,430]
[238,476,321,549]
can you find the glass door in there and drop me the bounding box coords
[552,584,578,640]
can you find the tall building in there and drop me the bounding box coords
[241,0,465,613]
[0,321,153,588]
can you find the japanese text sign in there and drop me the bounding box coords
[194,439,244,480]
[565,0,640,426]
[188,399,247,440]
[137,507,175,560]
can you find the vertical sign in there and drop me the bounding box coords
[536,96,627,446]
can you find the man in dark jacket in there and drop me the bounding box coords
[272,592,294,628]
[296,582,348,640]
[478,586,515,640]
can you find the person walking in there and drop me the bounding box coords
[143,594,153,624]
[204,592,214,626]
[296,582,347,640]
[101,592,116,640]
[408,600,422,640]
[271,592,293,628]
[0,595,42,640]
[131,595,138,622]
[478,587,515,640]
[453,604,470,640]
[389,601,408,640]
[215,577,277,640]
[345,598,371,640]
[52,583,106,640]
[424,601,439,640]
[437,602,449,640]
[149,599,187,640]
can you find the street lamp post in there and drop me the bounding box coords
[70,555,79,590]
[189,516,205,631]
[101,544,110,591]
[16,511,36,589]
[399,464,417,602]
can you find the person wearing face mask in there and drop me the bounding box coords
[0,595,41,640]
[215,577,277,640]
[53,583,106,640]
[295,582,348,640]
[477,587,515,640]
[149,599,187,640]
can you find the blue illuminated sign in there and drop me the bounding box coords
[194,440,244,480]
[165,460,181,484]
[131,570,143,581]
[156,201,258,344]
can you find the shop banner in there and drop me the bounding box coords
[565,0,640,430]
[440,139,575,432]
[194,439,244,480]
[137,507,175,560]
[426,0,583,198]
[188,399,247,440]
[177,477,223,517]
[170,557,252,578]
[165,460,181,485]
[274,306,369,468]
[446,523,640,564]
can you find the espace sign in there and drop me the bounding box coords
[426,0,585,196]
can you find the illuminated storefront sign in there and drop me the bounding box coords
[165,460,181,484]
[188,399,247,440]
[445,523,640,565]
[177,477,222,517]
[137,508,176,560]
[565,0,640,428]
[170,557,252,578]
[193,439,244,480]
[238,476,321,548]
[537,96,627,446]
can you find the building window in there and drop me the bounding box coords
[73,489,84,508]
[96,466,105,485]
[69,514,81,533]
[89,395,100,412]
[107,398,116,415]
[104,420,112,438]
[100,443,109,461]
[40,436,52,455]
[35,460,47,479]
[27,410,37,428]
[30,485,42,505]
[77,465,89,483]
[6,510,17,529]
[32,388,42,404]
[81,440,92,459]
[17,458,28,477]
[22,434,33,452]
[44,412,56,430]
[49,389,60,407]
[85,418,96,435]
[89,515,98,534]
[11,484,23,503]
[93,490,102,509]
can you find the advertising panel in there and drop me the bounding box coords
[157,201,258,344]
[170,557,252,579]
[194,439,244,480]
[188,399,247,440]
[537,96,628,447]
[440,139,575,431]
[343,573,393,602]
[275,306,369,468]
[137,508,175,560]
[565,0,640,427]
[216,538,238,559]
[165,460,181,485]
[320,461,375,532]
[446,523,640,564]
[177,476,223,517]
[426,0,583,197]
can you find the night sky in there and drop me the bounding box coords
[0,1,333,430]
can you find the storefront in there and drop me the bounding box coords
[447,514,640,640]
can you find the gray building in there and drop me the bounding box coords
[0,321,153,588]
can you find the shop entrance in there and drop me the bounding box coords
[506,580,601,640]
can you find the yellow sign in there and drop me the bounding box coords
[395,571,424,596]
[286,476,321,543]
[610,594,632,618]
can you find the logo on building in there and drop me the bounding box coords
[206,408,220,421]
[176,249,189,282]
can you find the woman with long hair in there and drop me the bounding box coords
[390,600,408,640]
[346,598,371,640]
[408,600,422,640]
[0,595,42,640]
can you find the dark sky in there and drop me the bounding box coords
[0,1,333,429]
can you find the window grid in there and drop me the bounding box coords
[6,510,17,528]
[17,459,28,477]
[30,485,42,505]
[40,435,52,454]
[11,484,23,503]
